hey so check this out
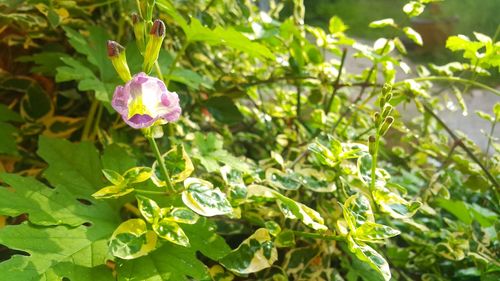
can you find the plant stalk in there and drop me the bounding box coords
[146,136,175,193]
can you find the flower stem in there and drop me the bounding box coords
[370,134,380,208]
[164,41,190,86]
[82,98,99,141]
[146,135,175,193]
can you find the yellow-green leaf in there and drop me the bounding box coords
[109,219,157,260]
[153,219,190,247]
[123,167,153,184]
[91,185,133,199]
[136,195,161,224]
[182,178,233,217]
[219,228,278,274]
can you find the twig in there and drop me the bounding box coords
[423,103,499,189]
[324,48,348,113]
[331,41,390,132]
[394,76,500,96]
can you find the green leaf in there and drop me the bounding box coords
[369,18,396,28]
[37,136,106,197]
[91,185,134,199]
[0,174,103,226]
[101,144,137,174]
[191,132,249,172]
[204,96,244,125]
[109,219,158,260]
[171,67,213,89]
[403,1,425,17]
[0,122,18,155]
[343,193,374,231]
[186,18,274,60]
[298,168,336,193]
[153,219,190,247]
[102,169,124,186]
[219,228,278,274]
[122,167,153,184]
[329,16,348,33]
[0,104,22,122]
[275,193,328,231]
[137,195,162,224]
[152,144,194,186]
[436,198,472,224]
[116,218,231,280]
[165,207,199,224]
[403,27,423,46]
[266,168,302,190]
[347,235,391,281]
[354,221,400,242]
[0,137,121,280]
[0,224,114,281]
[55,56,110,103]
[182,178,233,217]
[373,189,421,219]
[220,166,247,204]
[275,230,296,248]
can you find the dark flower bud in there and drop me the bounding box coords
[143,19,166,73]
[150,19,166,37]
[107,40,125,58]
[131,12,140,24]
[107,40,132,82]
[368,135,376,155]
[372,112,381,125]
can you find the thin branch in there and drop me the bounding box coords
[331,41,390,132]
[423,103,499,189]
[324,48,348,113]
[394,76,500,96]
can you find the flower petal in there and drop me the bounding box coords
[125,114,156,129]
[111,86,128,116]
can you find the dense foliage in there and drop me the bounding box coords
[0,0,499,280]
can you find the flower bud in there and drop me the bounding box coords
[107,40,132,82]
[385,92,393,101]
[382,104,393,118]
[368,135,376,155]
[131,13,146,54]
[372,112,381,125]
[379,96,386,108]
[379,116,394,136]
[143,19,166,74]
[382,83,392,95]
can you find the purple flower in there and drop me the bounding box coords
[112,72,181,129]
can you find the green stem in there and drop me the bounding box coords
[485,121,496,157]
[89,103,103,141]
[422,103,499,189]
[293,231,344,241]
[164,41,190,86]
[369,134,381,210]
[82,98,99,141]
[146,136,175,193]
[135,189,169,196]
[155,61,164,81]
[296,83,302,120]
[324,48,347,113]
[394,76,500,96]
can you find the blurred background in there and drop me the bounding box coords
[303,0,500,63]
